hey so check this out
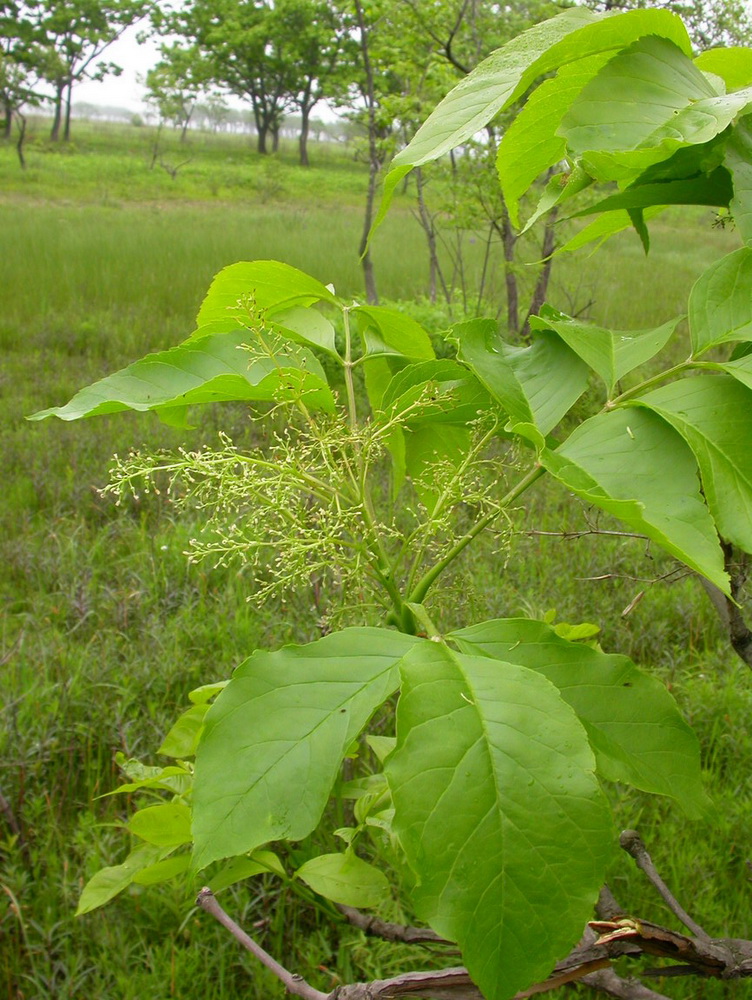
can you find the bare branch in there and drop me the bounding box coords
[196,887,328,1000]
[618,830,710,940]
[336,904,449,944]
[580,968,670,1000]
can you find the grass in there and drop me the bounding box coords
[1,117,749,999]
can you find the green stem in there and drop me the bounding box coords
[607,361,692,408]
[408,463,545,606]
[342,306,358,432]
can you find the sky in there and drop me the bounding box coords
[74,24,162,111]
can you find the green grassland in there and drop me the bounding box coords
[1,119,750,998]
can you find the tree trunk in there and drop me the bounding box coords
[2,99,12,140]
[359,155,380,305]
[257,122,268,154]
[354,0,380,305]
[521,208,558,338]
[500,200,519,334]
[299,104,311,167]
[415,167,450,306]
[271,124,280,153]
[15,110,27,169]
[63,79,73,141]
[50,81,64,141]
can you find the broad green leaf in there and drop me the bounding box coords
[530,309,680,396]
[374,8,690,232]
[387,643,612,1000]
[192,629,421,870]
[380,360,491,426]
[104,765,192,797]
[28,333,335,422]
[455,319,533,426]
[633,376,752,554]
[725,116,752,245]
[498,52,613,227]
[195,261,338,331]
[209,851,284,893]
[557,206,665,254]
[520,165,594,234]
[132,853,191,886]
[561,37,728,181]
[158,704,209,758]
[541,407,728,592]
[689,248,752,355]
[396,8,689,171]
[76,844,167,915]
[354,305,434,360]
[404,424,472,510]
[503,330,589,434]
[128,803,192,848]
[271,305,338,357]
[296,852,390,909]
[571,168,733,216]
[450,618,710,817]
[695,48,752,91]
[365,735,396,763]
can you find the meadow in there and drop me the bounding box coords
[1,117,750,999]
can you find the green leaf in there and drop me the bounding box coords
[195,261,338,331]
[104,764,192,797]
[695,48,752,91]
[188,681,229,705]
[561,36,731,182]
[542,407,728,592]
[455,319,533,426]
[557,206,665,255]
[354,305,434,360]
[192,629,421,871]
[77,844,168,915]
[725,116,752,245]
[158,704,209,758]
[530,308,680,396]
[498,51,614,227]
[404,424,472,510]
[28,333,335,422]
[689,248,752,355]
[270,305,338,357]
[132,853,191,887]
[450,618,710,817]
[503,330,590,434]
[571,168,733,216]
[296,852,390,909]
[386,642,612,1000]
[374,8,691,231]
[520,165,594,234]
[380,360,491,426]
[365,735,396,763]
[633,375,752,554]
[128,803,192,848]
[209,851,284,893]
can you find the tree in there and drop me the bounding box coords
[579,0,752,48]
[36,0,150,142]
[30,7,752,1000]
[144,45,208,142]
[0,1,48,163]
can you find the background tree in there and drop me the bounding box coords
[37,0,151,142]
[580,0,752,48]
[144,45,208,142]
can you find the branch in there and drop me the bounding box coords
[618,830,710,940]
[579,968,670,1000]
[196,887,328,1000]
[335,904,449,944]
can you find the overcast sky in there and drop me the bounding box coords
[74,24,162,110]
